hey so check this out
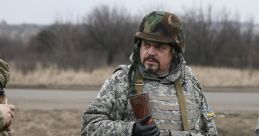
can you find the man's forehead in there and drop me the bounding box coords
[141,39,171,46]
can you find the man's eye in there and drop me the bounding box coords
[155,45,164,50]
[143,42,150,47]
[159,46,166,49]
[159,45,169,50]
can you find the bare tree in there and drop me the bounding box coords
[182,6,259,68]
[82,5,137,65]
[4,4,258,70]
[0,36,25,60]
[27,22,82,68]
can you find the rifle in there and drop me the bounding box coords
[129,73,154,125]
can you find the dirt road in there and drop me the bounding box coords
[6,88,259,112]
[4,88,259,136]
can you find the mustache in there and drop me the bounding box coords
[144,56,159,63]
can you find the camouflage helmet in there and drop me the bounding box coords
[0,59,10,89]
[134,11,186,53]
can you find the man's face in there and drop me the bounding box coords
[140,40,173,75]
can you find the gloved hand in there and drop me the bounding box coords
[132,115,160,136]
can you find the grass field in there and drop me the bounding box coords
[11,109,259,136]
[7,65,259,136]
[9,65,259,88]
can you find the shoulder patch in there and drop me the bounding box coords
[202,108,216,121]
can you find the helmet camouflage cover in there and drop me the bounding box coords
[134,11,186,53]
[0,59,10,89]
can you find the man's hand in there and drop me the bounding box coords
[0,104,15,128]
[132,115,160,136]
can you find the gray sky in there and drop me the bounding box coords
[0,0,259,24]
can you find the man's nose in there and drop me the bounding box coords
[147,45,156,55]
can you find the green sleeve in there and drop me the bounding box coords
[0,59,10,88]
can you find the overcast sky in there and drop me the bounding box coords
[0,0,259,24]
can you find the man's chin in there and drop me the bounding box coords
[144,65,158,74]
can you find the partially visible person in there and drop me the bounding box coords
[0,59,15,136]
[256,117,259,136]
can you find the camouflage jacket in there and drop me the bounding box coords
[0,59,10,89]
[0,111,4,130]
[0,111,9,136]
[81,65,218,136]
[0,59,11,136]
[256,117,259,136]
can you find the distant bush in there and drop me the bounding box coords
[0,36,25,60]
[0,5,259,70]
[183,7,259,69]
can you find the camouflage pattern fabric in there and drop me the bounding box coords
[0,112,4,131]
[0,59,10,89]
[134,11,186,53]
[0,111,9,136]
[81,65,218,136]
[256,117,259,136]
[0,59,10,136]
[0,131,9,136]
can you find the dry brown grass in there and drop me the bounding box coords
[8,64,259,88]
[191,66,259,87]
[12,109,81,136]
[11,109,259,136]
[9,64,114,88]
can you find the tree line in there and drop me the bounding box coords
[0,5,259,71]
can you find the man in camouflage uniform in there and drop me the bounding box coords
[0,59,15,136]
[81,11,218,136]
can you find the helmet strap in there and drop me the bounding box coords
[128,40,141,94]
